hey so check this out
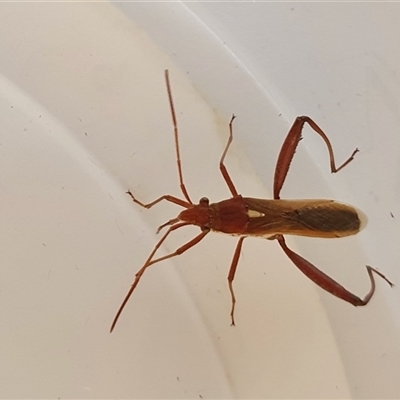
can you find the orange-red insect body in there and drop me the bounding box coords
[178,197,365,238]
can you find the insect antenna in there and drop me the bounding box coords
[165,69,193,205]
[111,221,193,332]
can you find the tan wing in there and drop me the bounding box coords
[243,198,366,238]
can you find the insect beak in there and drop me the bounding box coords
[157,217,180,233]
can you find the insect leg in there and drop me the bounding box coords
[273,116,359,199]
[362,265,394,303]
[165,70,193,204]
[111,223,209,332]
[219,115,239,197]
[276,235,393,306]
[227,237,245,325]
[126,190,192,209]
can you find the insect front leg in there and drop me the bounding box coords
[276,235,393,306]
[126,71,194,212]
[126,190,192,209]
[227,237,245,325]
[273,116,359,199]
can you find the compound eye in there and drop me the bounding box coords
[199,197,209,206]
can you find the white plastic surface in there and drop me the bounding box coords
[0,2,399,398]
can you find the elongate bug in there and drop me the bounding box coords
[110,70,392,331]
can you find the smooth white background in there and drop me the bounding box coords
[0,2,399,398]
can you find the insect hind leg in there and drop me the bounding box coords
[276,235,392,306]
[273,116,359,199]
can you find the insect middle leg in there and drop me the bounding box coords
[273,116,359,199]
[227,237,245,325]
[219,115,239,197]
[216,114,249,322]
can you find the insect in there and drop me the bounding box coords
[110,70,392,332]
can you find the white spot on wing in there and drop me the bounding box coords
[247,209,265,218]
